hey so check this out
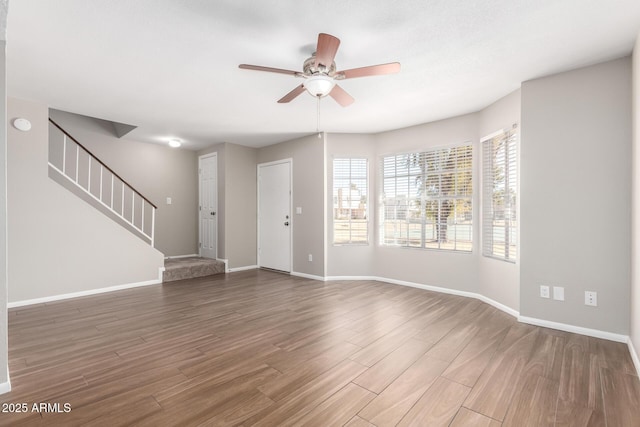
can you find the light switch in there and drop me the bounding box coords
[166,197,172,205]
[553,286,565,301]
[296,207,302,214]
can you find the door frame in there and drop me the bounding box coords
[198,152,218,259]
[257,158,293,272]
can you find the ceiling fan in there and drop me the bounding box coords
[239,33,400,107]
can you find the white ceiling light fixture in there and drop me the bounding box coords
[13,118,32,132]
[168,138,182,148]
[303,74,336,98]
[240,33,400,108]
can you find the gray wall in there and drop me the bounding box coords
[326,133,376,277]
[325,96,522,312]
[257,134,325,277]
[0,33,7,390]
[8,98,164,302]
[49,110,198,257]
[225,143,257,269]
[521,57,632,334]
[631,33,640,359]
[373,114,480,293]
[477,90,521,310]
[198,142,257,269]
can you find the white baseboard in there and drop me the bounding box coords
[373,276,518,318]
[216,258,229,272]
[324,274,627,343]
[518,315,628,343]
[0,367,10,395]
[164,253,199,259]
[326,274,519,317]
[291,271,326,281]
[8,279,162,308]
[325,275,376,281]
[228,265,258,273]
[628,338,640,377]
[476,294,520,318]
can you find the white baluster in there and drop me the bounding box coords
[110,174,114,209]
[51,123,155,246]
[62,135,67,174]
[151,207,156,247]
[75,143,79,183]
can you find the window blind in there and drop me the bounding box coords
[381,144,473,251]
[482,130,517,262]
[333,158,368,244]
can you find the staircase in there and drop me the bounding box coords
[38,116,164,302]
[48,119,225,286]
[163,257,226,282]
[48,119,156,245]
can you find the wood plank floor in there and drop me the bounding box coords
[0,269,639,426]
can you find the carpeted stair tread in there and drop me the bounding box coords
[163,257,225,282]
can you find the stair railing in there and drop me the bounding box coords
[48,119,157,246]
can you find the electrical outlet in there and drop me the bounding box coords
[540,285,550,299]
[308,254,313,262]
[553,286,565,301]
[585,291,597,306]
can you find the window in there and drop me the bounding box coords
[333,158,368,244]
[381,144,473,251]
[482,129,517,262]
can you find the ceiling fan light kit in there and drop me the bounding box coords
[239,33,400,107]
[304,74,336,97]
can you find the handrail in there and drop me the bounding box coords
[48,118,157,209]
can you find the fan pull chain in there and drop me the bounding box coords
[316,95,321,138]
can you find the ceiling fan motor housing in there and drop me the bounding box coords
[303,55,336,77]
[238,33,399,106]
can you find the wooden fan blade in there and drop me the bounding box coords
[329,84,354,107]
[315,33,340,68]
[278,84,306,103]
[239,64,299,76]
[337,62,401,79]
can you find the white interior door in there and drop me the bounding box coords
[199,154,217,259]
[258,160,291,272]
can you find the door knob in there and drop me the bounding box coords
[211,211,216,216]
[284,221,289,226]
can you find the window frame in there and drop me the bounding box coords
[482,127,518,263]
[379,142,474,252]
[332,157,369,246]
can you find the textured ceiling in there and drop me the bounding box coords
[7,0,640,149]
